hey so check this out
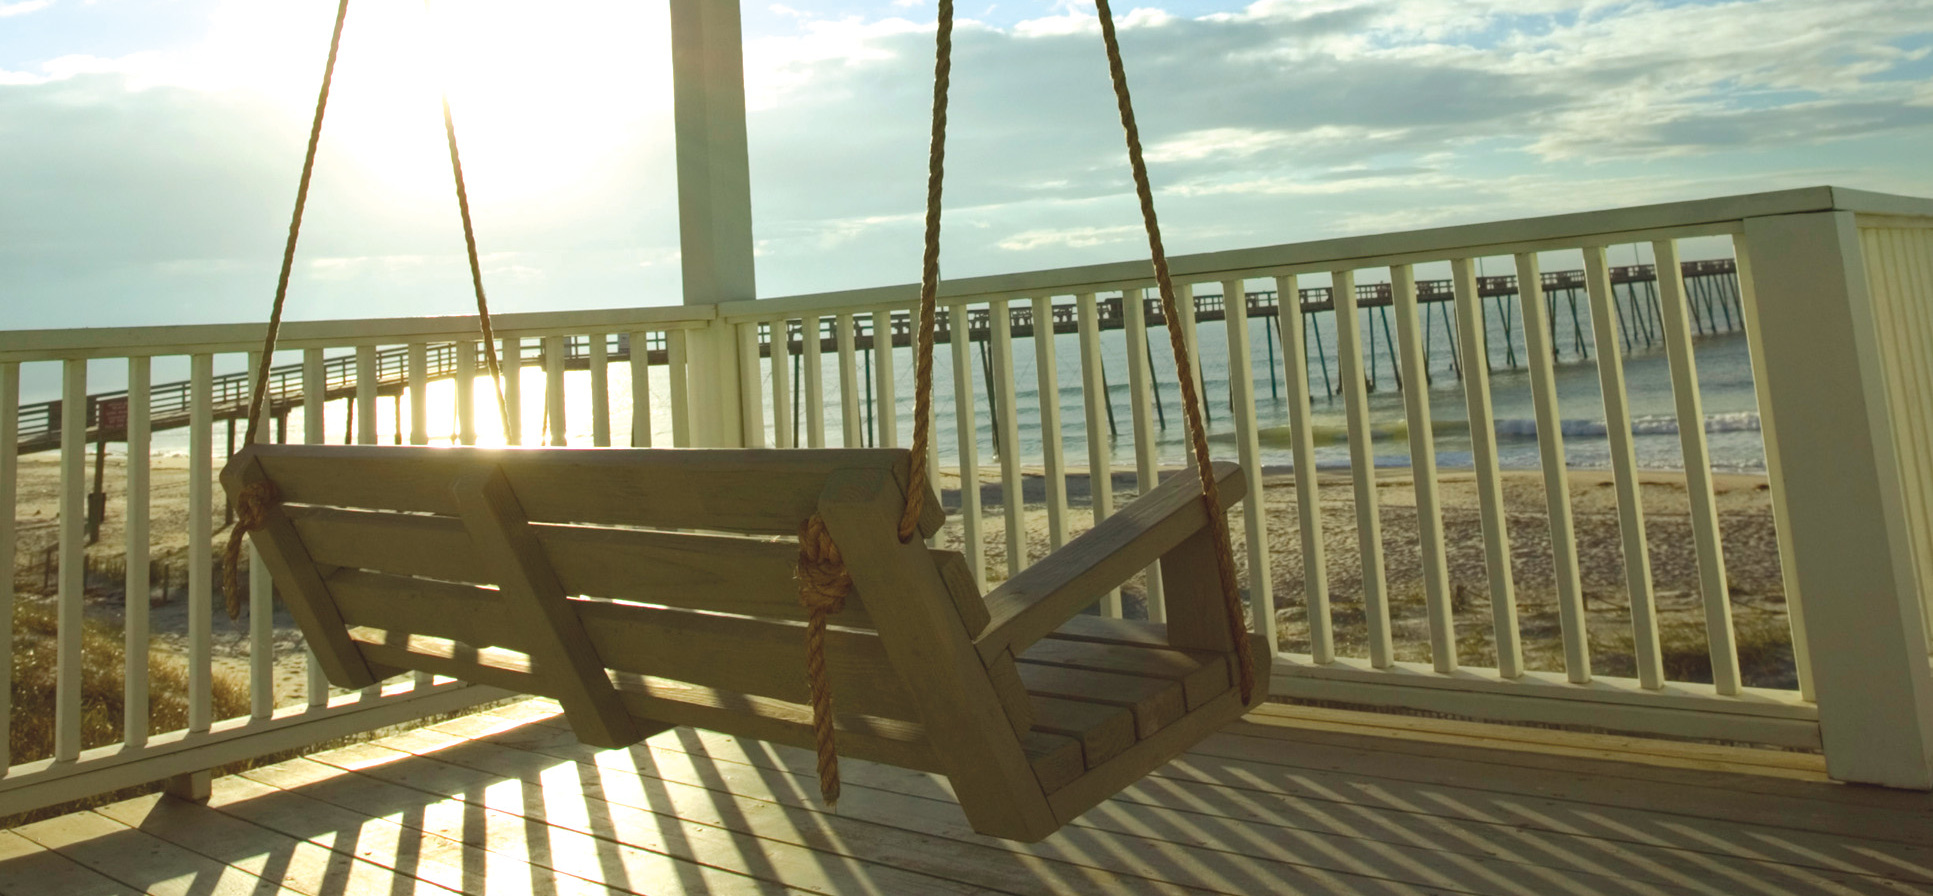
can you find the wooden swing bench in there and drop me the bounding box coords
[223,443,1269,842]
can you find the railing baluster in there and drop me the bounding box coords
[351,348,381,700]
[736,323,764,448]
[1123,289,1165,621]
[407,343,429,446]
[1278,274,1331,662]
[1033,296,1070,550]
[873,310,898,448]
[545,335,567,446]
[0,361,16,769]
[667,330,692,447]
[1221,279,1274,651]
[629,331,653,448]
[1076,293,1119,616]
[991,298,1027,577]
[1177,285,1205,464]
[57,360,85,760]
[1332,270,1393,667]
[125,357,152,744]
[1452,259,1528,680]
[246,352,278,711]
[356,346,378,446]
[1390,266,1457,673]
[802,317,825,449]
[771,318,793,449]
[950,302,985,585]
[190,353,215,727]
[302,349,329,707]
[1585,247,1663,689]
[503,336,523,445]
[1654,238,1741,695]
[837,313,862,449]
[454,341,476,446]
[590,333,611,447]
[1515,254,1579,682]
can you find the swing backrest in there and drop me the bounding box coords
[223,443,986,773]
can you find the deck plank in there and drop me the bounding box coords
[90,792,465,896]
[286,741,979,896]
[239,754,815,896]
[1212,716,1933,848]
[21,698,1933,896]
[0,829,141,896]
[378,722,1213,896]
[12,810,309,896]
[532,708,1929,896]
[205,772,620,896]
[1167,732,1933,890]
[457,708,1687,896]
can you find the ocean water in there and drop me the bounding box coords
[790,293,1767,476]
[126,286,1765,476]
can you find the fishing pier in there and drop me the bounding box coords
[10,258,1742,457]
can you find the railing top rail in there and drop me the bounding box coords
[0,304,712,363]
[5,186,1920,360]
[718,185,1928,322]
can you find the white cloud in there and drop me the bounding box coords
[0,0,51,17]
[5,0,1931,323]
[997,224,1142,251]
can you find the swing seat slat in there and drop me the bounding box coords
[224,443,1268,841]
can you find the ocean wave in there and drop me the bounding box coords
[1247,411,1761,445]
[1489,411,1761,439]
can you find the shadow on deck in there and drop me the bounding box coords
[4,701,1929,895]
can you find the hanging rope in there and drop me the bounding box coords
[795,513,854,808]
[897,0,954,543]
[1094,0,1255,702]
[223,481,280,620]
[224,0,349,620]
[225,0,514,619]
[432,28,513,437]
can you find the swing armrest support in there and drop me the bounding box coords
[973,462,1245,665]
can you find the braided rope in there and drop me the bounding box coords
[222,481,280,621]
[435,79,513,437]
[240,0,510,458]
[1094,0,1255,702]
[897,0,954,543]
[239,0,350,451]
[796,513,854,808]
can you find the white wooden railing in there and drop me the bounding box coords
[4,185,1931,820]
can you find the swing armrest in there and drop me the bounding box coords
[973,462,1246,664]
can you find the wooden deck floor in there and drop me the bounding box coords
[5,700,1931,895]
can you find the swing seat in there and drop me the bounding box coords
[221,443,1269,842]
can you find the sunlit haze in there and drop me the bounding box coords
[4,0,1930,332]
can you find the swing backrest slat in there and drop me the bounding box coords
[224,442,975,762]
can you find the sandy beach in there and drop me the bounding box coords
[9,453,314,708]
[937,463,1792,687]
[9,450,1795,710]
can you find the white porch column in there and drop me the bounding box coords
[1739,210,1933,788]
[671,0,756,446]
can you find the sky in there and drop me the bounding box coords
[2,0,1930,333]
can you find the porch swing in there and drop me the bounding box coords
[221,0,1269,842]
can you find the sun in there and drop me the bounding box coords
[209,1,676,208]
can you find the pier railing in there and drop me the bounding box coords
[4,185,1931,820]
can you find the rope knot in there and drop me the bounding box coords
[795,513,853,808]
[222,480,280,621]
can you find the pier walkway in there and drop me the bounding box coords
[10,260,1741,455]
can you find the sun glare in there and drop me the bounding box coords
[214,1,675,207]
